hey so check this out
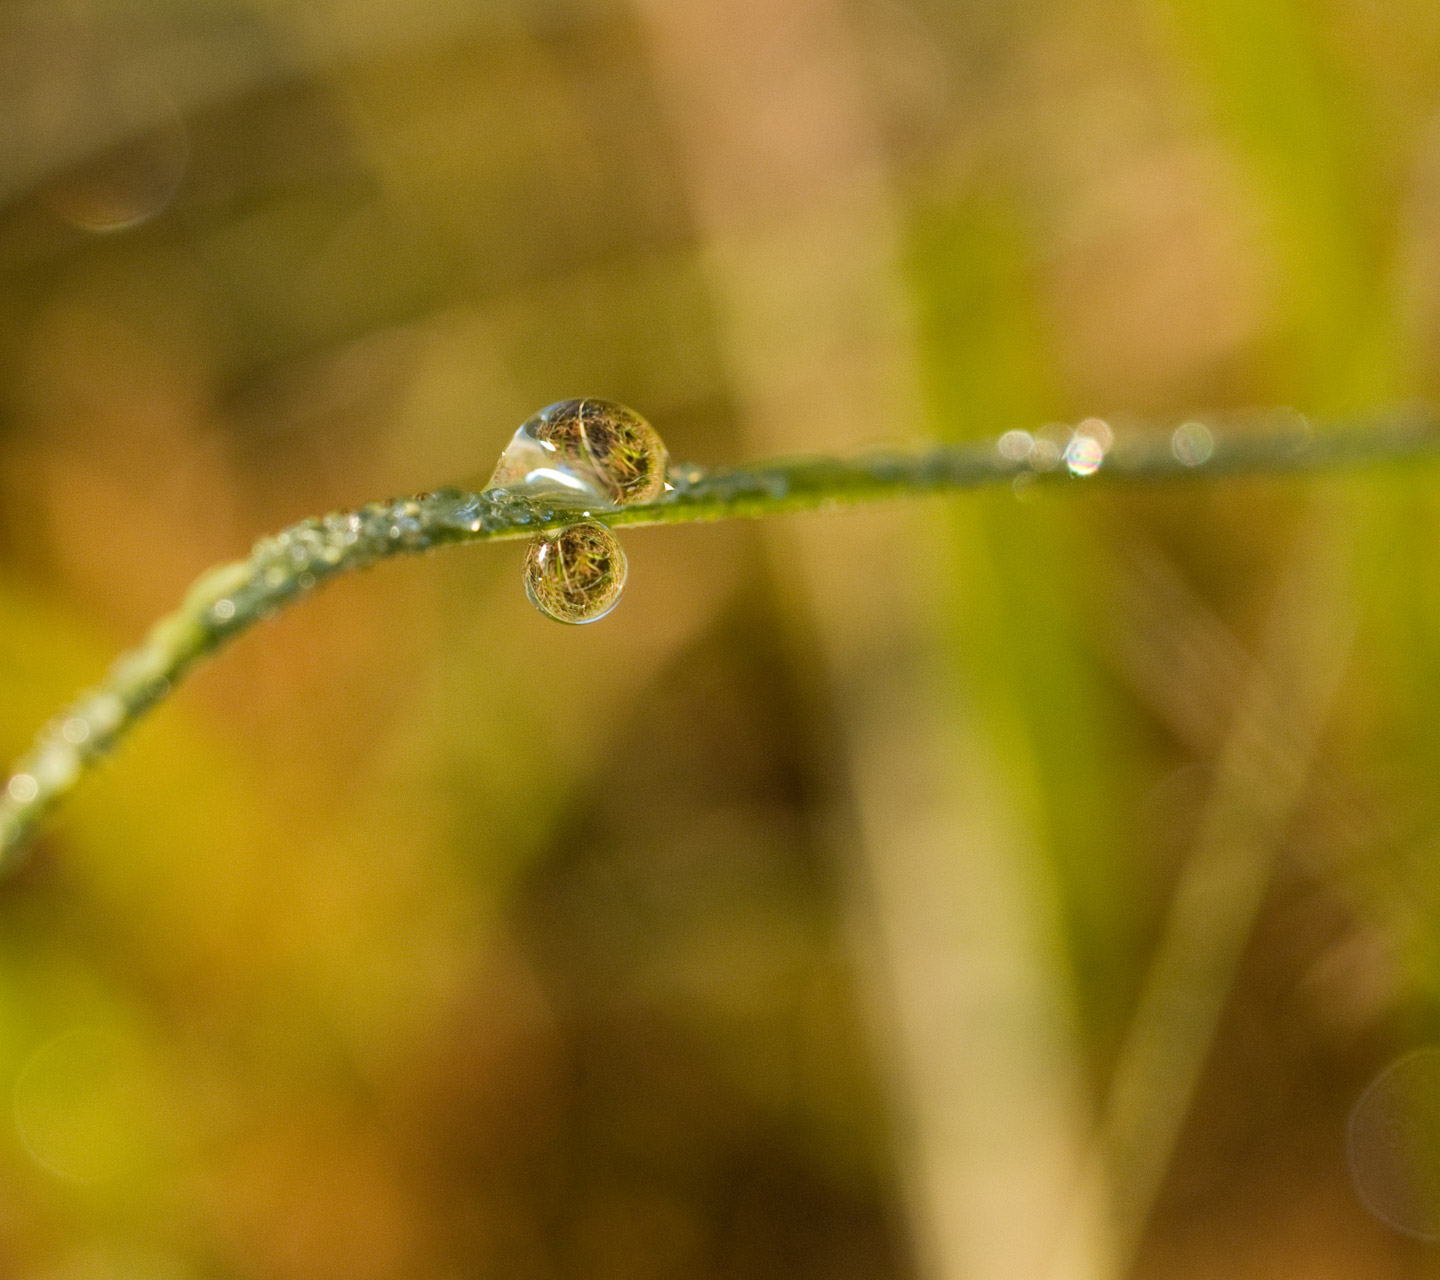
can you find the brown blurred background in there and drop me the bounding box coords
[4,0,1440,1276]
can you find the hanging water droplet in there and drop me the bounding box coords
[523,522,628,625]
[487,399,668,511]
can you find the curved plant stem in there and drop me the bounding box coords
[4,407,1440,864]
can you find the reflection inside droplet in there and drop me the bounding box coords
[1348,1048,1440,1238]
[1172,421,1215,467]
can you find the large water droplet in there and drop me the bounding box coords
[524,522,628,625]
[487,400,668,511]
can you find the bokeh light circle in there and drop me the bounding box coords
[13,1029,138,1182]
[1348,1048,1440,1238]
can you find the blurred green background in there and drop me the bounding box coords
[4,0,1440,1276]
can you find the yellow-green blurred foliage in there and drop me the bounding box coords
[3,0,1440,1277]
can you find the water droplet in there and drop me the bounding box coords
[523,522,628,625]
[7,775,39,805]
[111,646,168,692]
[997,430,1034,463]
[60,718,91,746]
[210,599,236,623]
[1030,428,1065,471]
[1076,416,1114,450]
[670,463,708,490]
[28,744,79,792]
[1064,423,1109,477]
[1171,421,1215,467]
[762,472,790,499]
[1349,1048,1440,1238]
[424,490,484,533]
[79,695,124,739]
[488,400,668,511]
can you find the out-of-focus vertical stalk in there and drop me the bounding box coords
[1047,495,1363,1278]
[632,4,1110,1276]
